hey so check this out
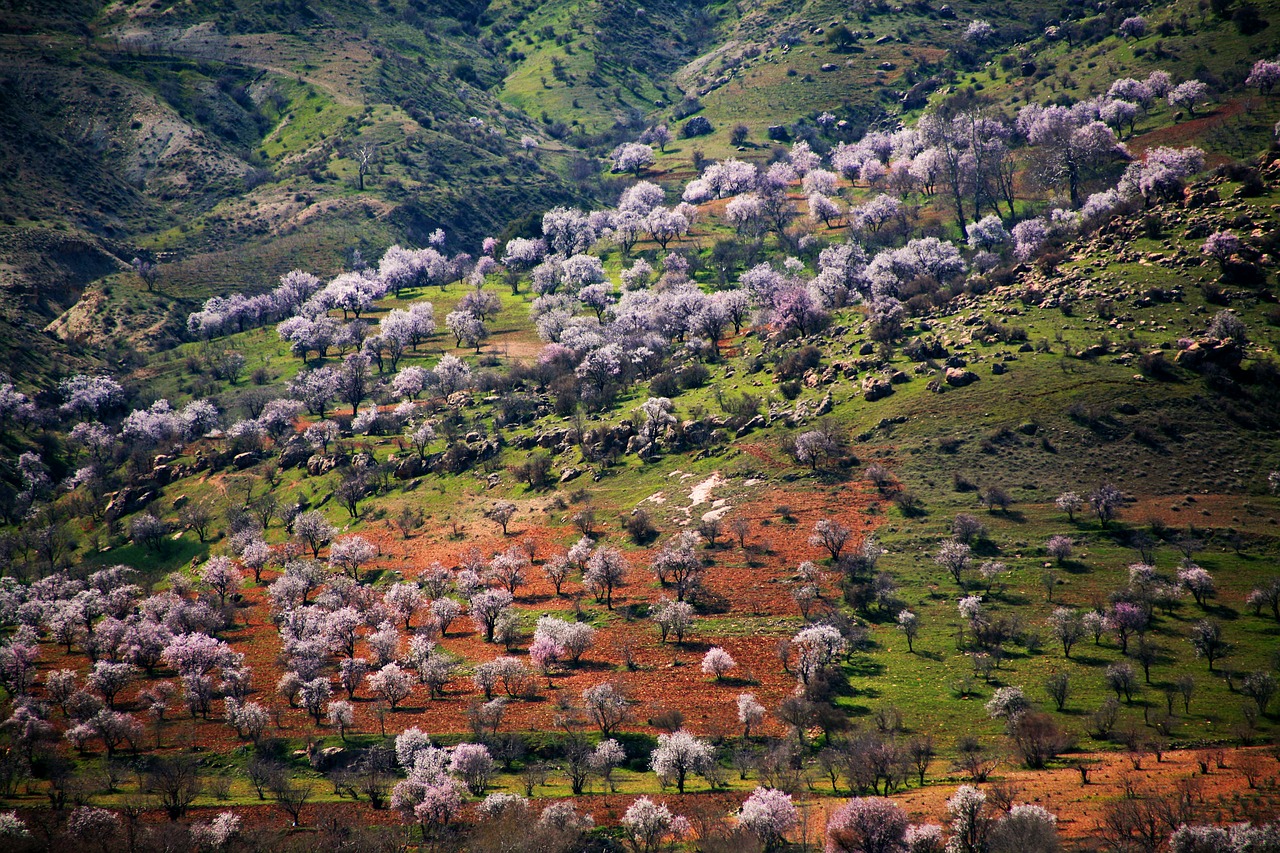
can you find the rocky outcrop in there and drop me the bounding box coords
[862,377,893,400]
[1173,337,1243,369]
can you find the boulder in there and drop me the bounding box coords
[1174,337,1242,369]
[307,454,348,477]
[104,487,156,519]
[735,414,767,437]
[862,377,894,400]
[1183,185,1219,209]
[279,437,312,470]
[945,368,978,386]
[394,456,425,480]
[232,452,258,470]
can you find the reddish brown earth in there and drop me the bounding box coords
[1128,101,1248,167]
[31,747,1275,845]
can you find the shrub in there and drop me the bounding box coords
[649,372,681,398]
[776,346,822,380]
[680,362,710,388]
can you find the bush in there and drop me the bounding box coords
[718,391,762,421]
[680,362,710,389]
[624,508,659,544]
[776,346,822,380]
[514,452,554,489]
[649,372,681,398]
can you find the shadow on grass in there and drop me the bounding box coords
[1055,558,1091,574]
[845,657,885,678]
[1069,653,1113,667]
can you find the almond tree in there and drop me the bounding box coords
[936,540,972,587]
[651,533,703,601]
[1047,608,1085,658]
[1168,80,1210,117]
[449,743,494,795]
[367,663,413,710]
[199,557,244,608]
[583,682,629,737]
[1247,59,1280,95]
[896,609,920,653]
[383,583,423,630]
[329,536,377,583]
[621,797,687,853]
[327,700,355,741]
[650,729,714,793]
[299,677,333,723]
[1189,619,1230,671]
[585,547,627,609]
[1178,564,1216,606]
[810,519,852,561]
[825,796,908,853]
[87,661,137,710]
[1017,104,1124,206]
[651,597,695,644]
[739,786,798,850]
[737,693,766,737]
[487,548,528,594]
[701,647,737,680]
[611,143,656,177]
[294,512,336,559]
[542,555,572,596]
[945,786,992,853]
[469,590,513,642]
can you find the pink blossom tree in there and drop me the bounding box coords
[825,796,909,853]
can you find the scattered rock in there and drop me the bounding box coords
[736,414,767,437]
[104,487,156,519]
[1174,337,1242,369]
[945,368,978,387]
[278,437,312,469]
[862,377,894,400]
[394,456,425,480]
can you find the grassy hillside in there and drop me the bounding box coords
[2,0,1280,844]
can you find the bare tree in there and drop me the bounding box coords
[147,757,202,819]
[353,144,376,191]
[272,776,314,827]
